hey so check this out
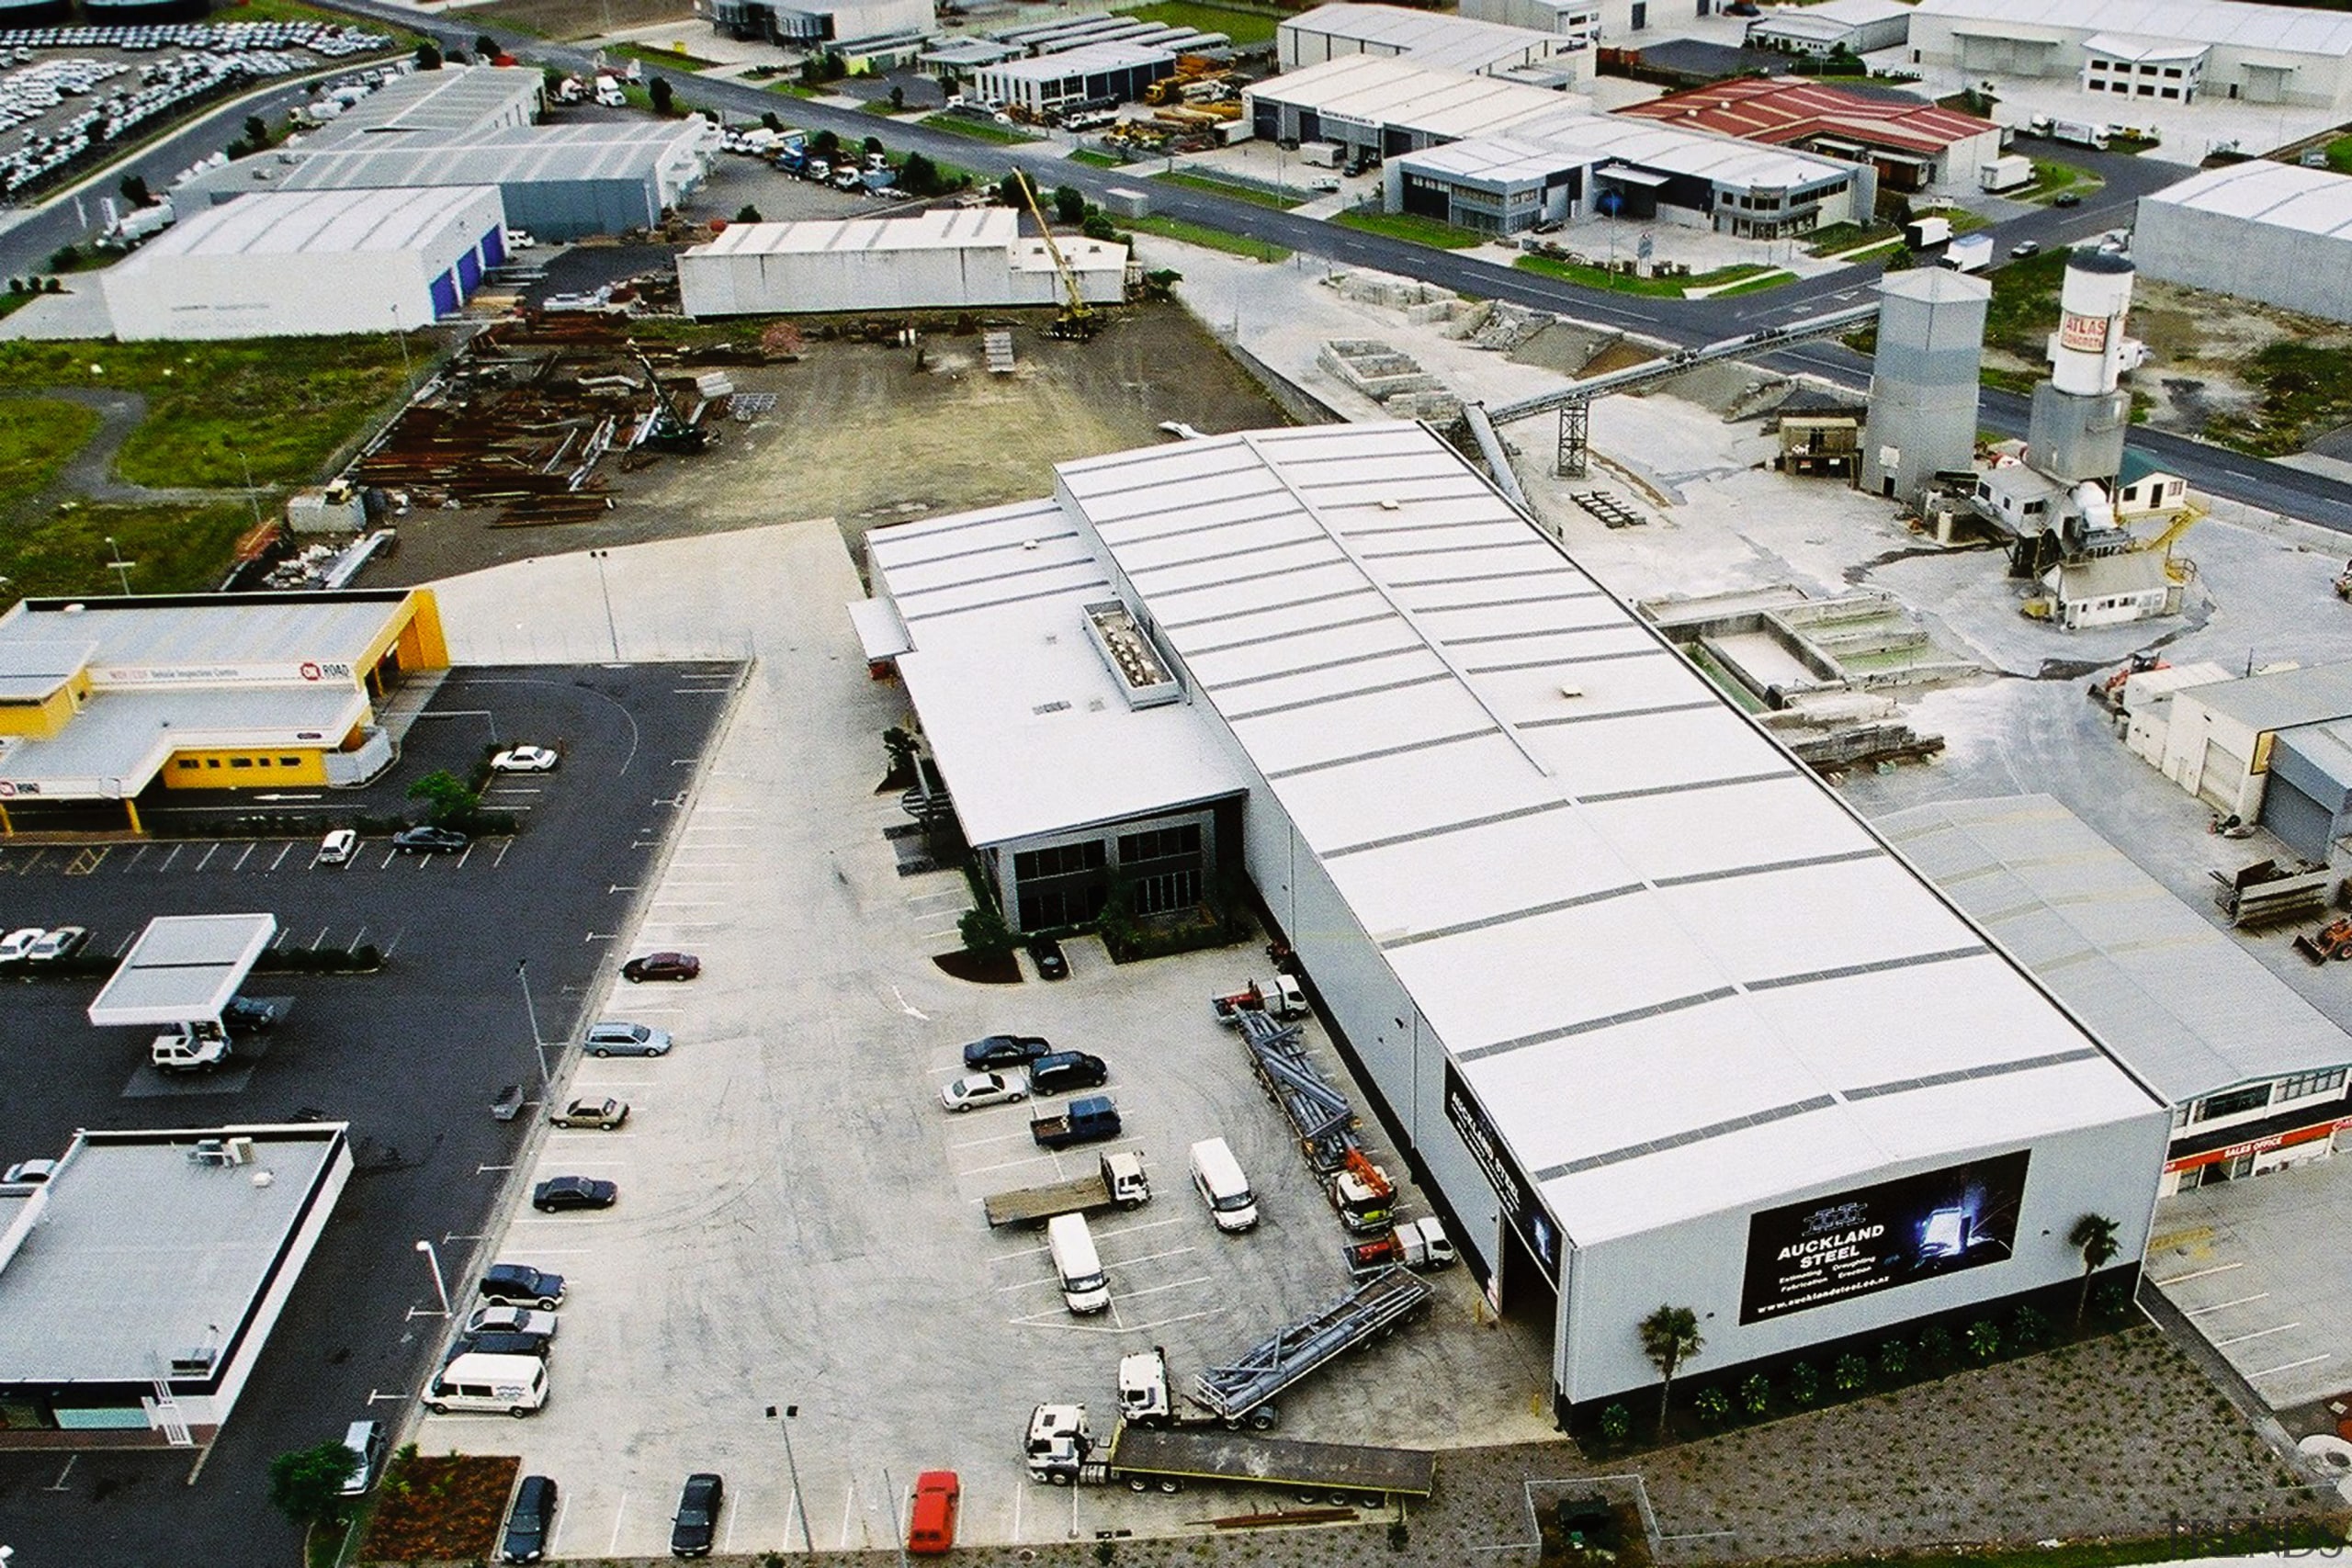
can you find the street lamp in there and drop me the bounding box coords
[413,1239,451,1317]
[389,301,412,383]
[515,960,549,1085]
[589,548,619,660]
[102,536,134,596]
[767,1404,815,1554]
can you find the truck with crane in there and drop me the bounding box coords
[1009,170,1097,341]
[1023,1348,1437,1499]
[1210,975,1306,1027]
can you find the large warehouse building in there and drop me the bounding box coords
[1906,0,2352,109]
[0,589,447,834]
[2132,160,2352,323]
[102,184,505,339]
[679,209,1127,317]
[1746,0,1915,59]
[855,423,2172,1424]
[1617,78,2001,193]
[305,62,543,143]
[1280,3,1591,86]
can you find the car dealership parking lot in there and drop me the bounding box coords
[0,661,739,1568]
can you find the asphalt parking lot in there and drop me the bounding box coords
[416,520,1557,1560]
[0,660,741,1568]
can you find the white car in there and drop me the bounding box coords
[27,925,86,961]
[319,828,357,865]
[492,745,559,773]
[462,1303,559,1340]
[940,1071,1028,1112]
[0,927,44,962]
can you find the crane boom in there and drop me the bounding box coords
[1012,170,1096,341]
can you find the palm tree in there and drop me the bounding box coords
[1637,1305,1703,1438]
[2069,1213,2120,1328]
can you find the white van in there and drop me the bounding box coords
[425,1352,548,1416]
[1046,1212,1110,1314]
[1189,1137,1258,1233]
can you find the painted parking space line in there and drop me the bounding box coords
[2214,1321,2303,1348]
[2248,1352,2332,1380]
[1114,1274,1216,1303]
[962,1152,1063,1179]
[606,1492,629,1557]
[948,1127,1045,1151]
[2186,1292,2270,1316]
[232,843,254,871]
[1099,1244,1201,1270]
[2150,1261,2243,1286]
[268,842,292,872]
[196,843,219,871]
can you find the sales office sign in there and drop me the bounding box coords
[97,660,356,686]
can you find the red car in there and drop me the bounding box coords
[907,1471,959,1556]
[622,951,700,983]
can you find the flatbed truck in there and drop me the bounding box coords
[1192,1268,1431,1428]
[983,1149,1149,1229]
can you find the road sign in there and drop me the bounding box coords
[1637,232,1654,260]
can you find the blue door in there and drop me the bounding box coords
[457,248,482,292]
[429,270,459,318]
[481,226,506,267]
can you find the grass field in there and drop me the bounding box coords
[2328,135,2352,173]
[920,113,1042,145]
[1333,209,1487,250]
[1155,171,1303,210]
[0,398,98,512]
[1123,213,1289,261]
[1112,0,1281,45]
[1069,148,1124,168]
[615,40,720,72]
[1805,220,1899,255]
[0,501,253,599]
[1515,253,1683,296]
[1983,245,2071,361]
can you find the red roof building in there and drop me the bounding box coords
[1617,78,2003,192]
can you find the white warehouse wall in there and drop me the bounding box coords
[2133,200,2352,323]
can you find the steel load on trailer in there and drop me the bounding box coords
[1093,1426,1436,1499]
[1191,1267,1432,1427]
[1236,1009,1359,1173]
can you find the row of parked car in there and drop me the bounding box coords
[0,923,86,964]
[942,1032,1108,1110]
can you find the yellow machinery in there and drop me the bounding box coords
[1012,170,1097,341]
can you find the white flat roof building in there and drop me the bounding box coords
[1281,3,1591,85]
[0,1123,353,1446]
[1248,52,1585,144]
[101,185,506,340]
[1908,0,2352,108]
[971,40,1195,114]
[859,423,2170,1422]
[1747,0,1915,57]
[2134,160,2352,321]
[678,209,1128,317]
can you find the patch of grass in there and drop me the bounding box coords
[0,397,98,512]
[1069,147,1124,168]
[1155,170,1302,209]
[1514,252,1683,296]
[1982,245,2071,360]
[766,79,822,100]
[2329,135,2352,174]
[1112,0,1281,45]
[231,0,418,34]
[615,41,720,72]
[0,501,254,599]
[1806,220,1899,255]
[1122,212,1289,261]
[1982,367,2037,396]
[860,97,913,116]
[1707,268,1796,298]
[920,112,1042,145]
[2205,340,2352,456]
[1332,209,1487,250]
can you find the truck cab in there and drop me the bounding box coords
[1025,1402,1091,1482]
[1118,1348,1173,1427]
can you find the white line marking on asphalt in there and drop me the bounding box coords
[2151,1262,2243,1285]
[477,1164,514,1174]
[494,840,513,869]
[964,1152,1062,1177]
[380,927,405,959]
[949,1128,1042,1150]
[44,1455,76,1491]
[233,843,254,871]
[2215,1322,2302,1348]
[1115,1274,1216,1302]
[607,1492,628,1556]
[1102,1245,1200,1270]
[2248,1353,2332,1380]
[838,1481,858,1551]
[196,843,218,871]
[996,1276,1062,1295]
[159,843,183,871]
[269,842,291,871]
[919,927,962,941]
[891,987,930,1021]
[2186,1293,2270,1316]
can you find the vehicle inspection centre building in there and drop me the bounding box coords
[854,422,2172,1423]
[0,588,448,834]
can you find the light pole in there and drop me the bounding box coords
[413,1239,450,1316]
[103,536,134,595]
[589,548,619,660]
[389,301,412,382]
[767,1404,815,1554]
[515,960,549,1085]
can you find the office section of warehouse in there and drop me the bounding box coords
[855,423,2173,1422]
[679,209,1129,316]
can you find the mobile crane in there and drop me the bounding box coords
[1011,169,1097,342]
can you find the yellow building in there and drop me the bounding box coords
[0,589,447,834]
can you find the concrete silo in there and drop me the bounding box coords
[1860,265,1991,504]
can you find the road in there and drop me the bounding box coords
[141,0,2352,534]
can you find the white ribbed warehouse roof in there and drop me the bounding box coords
[1912,0,2352,54]
[869,423,2164,1241]
[125,186,496,260]
[692,207,1018,256]
[2141,159,2352,238]
[1248,53,1583,139]
[1283,3,1573,74]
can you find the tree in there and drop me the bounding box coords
[958,904,1015,955]
[414,40,443,71]
[1636,1304,1702,1438]
[760,109,783,131]
[118,172,151,208]
[1080,212,1116,242]
[407,769,479,826]
[889,84,905,111]
[899,152,944,197]
[863,134,883,156]
[1053,184,1086,225]
[243,115,268,149]
[735,204,763,223]
[649,76,673,116]
[475,33,502,62]
[2069,1212,2120,1327]
[268,1440,359,1536]
[813,128,841,157]
[997,171,1025,209]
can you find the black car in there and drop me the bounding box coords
[533,1175,619,1213]
[963,1033,1052,1070]
[671,1472,725,1558]
[479,1263,566,1309]
[1027,1050,1108,1096]
[623,950,701,982]
[2052,190,2082,207]
[222,995,278,1032]
[392,825,469,853]
[500,1474,559,1564]
[1027,935,1069,981]
[455,1328,552,1359]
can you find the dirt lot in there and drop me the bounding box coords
[472,0,697,41]
[370,301,1294,585]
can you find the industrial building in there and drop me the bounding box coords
[971,41,1189,118]
[195,121,713,242]
[1247,53,1584,151]
[1746,0,1915,59]
[0,1122,353,1448]
[1906,0,2352,109]
[1884,796,2352,1199]
[0,589,448,834]
[1860,265,1990,502]
[102,184,506,339]
[2132,161,2352,324]
[709,0,933,48]
[1280,3,1591,87]
[1457,0,1658,44]
[856,422,2171,1425]
[1617,77,2001,192]
[2143,662,2352,854]
[678,209,1128,317]
[305,62,543,143]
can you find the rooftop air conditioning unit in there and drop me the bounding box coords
[224,1137,255,1166]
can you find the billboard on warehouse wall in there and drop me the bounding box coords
[1738,1151,2030,1325]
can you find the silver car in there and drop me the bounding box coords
[583,1021,672,1058]
[463,1304,559,1340]
[940,1071,1028,1112]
